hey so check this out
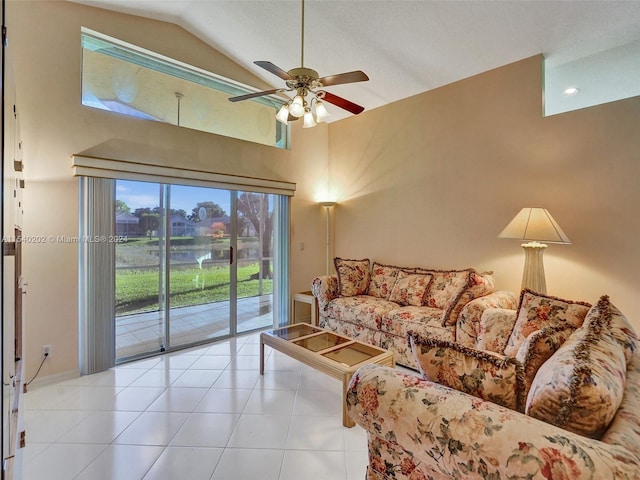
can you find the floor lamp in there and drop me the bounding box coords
[319,201,337,275]
[498,207,571,294]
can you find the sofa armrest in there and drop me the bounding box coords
[476,307,519,353]
[456,290,518,348]
[311,275,339,312]
[347,364,638,480]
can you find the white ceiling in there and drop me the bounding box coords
[72,0,640,122]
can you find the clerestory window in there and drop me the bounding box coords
[81,28,288,148]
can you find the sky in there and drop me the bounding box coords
[116,179,232,216]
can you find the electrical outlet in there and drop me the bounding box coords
[42,345,52,359]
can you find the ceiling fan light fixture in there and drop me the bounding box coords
[302,109,317,128]
[289,94,306,117]
[228,0,368,127]
[314,100,331,123]
[276,104,290,124]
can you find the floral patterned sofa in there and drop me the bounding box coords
[346,293,640,479]
[311,258,517,368]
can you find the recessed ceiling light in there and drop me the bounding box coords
[562,87,580,96]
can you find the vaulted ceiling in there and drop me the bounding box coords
[72,0,640,121]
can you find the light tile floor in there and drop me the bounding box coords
[21,331,370,480]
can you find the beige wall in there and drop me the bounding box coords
[9,2,640,381]
[328,55,640,326]
[9,1,328,380]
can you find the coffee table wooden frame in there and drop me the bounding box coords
[260,323,395,427]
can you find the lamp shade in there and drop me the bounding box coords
[314,101,331,123]
[275,104,290,125]
[289,95,305,117]
[302,109,317,128]
[498,208,571,244]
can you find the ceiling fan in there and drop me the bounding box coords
[228,0,369,128]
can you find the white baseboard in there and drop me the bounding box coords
[25,368,80,391]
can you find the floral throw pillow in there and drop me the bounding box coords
[515,325,577,396]
[408,332,526,411]
[526,296,627,439]
[368,262,403,299]
[334,257,371,297]
[584,296,638,364]
[417,269,473,311]
[503,289,591,357]
[388,271,432,307]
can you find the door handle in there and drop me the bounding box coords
[229,246,233,265]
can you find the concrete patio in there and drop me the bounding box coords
[116,295,274,360]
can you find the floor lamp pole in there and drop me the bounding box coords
[319,202,337,276]
[325,206,330,275]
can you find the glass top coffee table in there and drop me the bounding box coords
[260,323,395,427]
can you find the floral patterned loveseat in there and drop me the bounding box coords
[311,258,517,368]
[346,294,640,479]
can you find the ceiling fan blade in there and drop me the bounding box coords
[320,91,365,115]
[228,88,281,102]
[254,61,293,81]
[318,70,369,87]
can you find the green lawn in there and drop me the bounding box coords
[116,263,272,315]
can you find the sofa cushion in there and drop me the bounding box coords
[525,295,627,439]
[368,262,403,299]
[334,257,371,297]
[503,289,591,357]
[408,333,525,411]
[441,271,495,327]
[388,271,432,306]
[327,296,398,331]
[381,306,454,340]
[515,325,576,396]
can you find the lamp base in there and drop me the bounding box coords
[521,241,547,294]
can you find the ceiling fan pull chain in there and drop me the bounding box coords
[300,0,305,68]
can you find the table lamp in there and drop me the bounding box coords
[498,207,571,294]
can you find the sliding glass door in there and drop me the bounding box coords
[114,180,277,361]
[167,184,233,349]
[236,192,274,334]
